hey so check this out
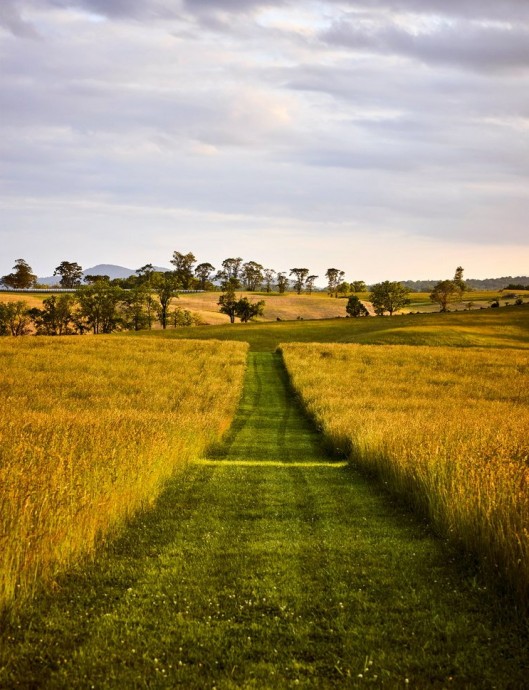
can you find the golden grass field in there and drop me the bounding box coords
[281,342,529,605]
[0,337,248,613]
[3,288,527,326]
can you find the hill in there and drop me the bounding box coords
[401,276,529,292]
[39,264,169,285]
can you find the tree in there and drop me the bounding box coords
[28,294,75,335]
[0,301,31,336]
[235,297,265,322]
[54,261,83,288]
[337,281,350,298]
[152,272,179,329]
[263,269,276,293]
[429,280,459,312]
[121,286,151,331]
[350,280,367,293]
[325,268,345,297]
[369,281,409,316]
[430,268,467,312]
[453,266,467,296]
[194,262,216,290]
[346,294,369,317]
[76,282,124,334]
[171,306,196,327]
[218,284,238,323]
[136,264,155,286]
[170,251,196,289]
[84,274,110,284]
[1,259,37,289]
[305,275,319,295]
[276,273,289,294]
[221,257,243,281]
[289,268,309,295]
[241,261,264,291]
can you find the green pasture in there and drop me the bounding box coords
[2,353,528,688]
[133,302,529,351]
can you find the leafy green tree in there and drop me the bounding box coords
[194,262,216,290]
[0,301,31,336]
[54,261,83,288]
[305,275,318,295]
[121,286,151,331]
[216,258,243,289]
[76,282,124,334]
[218,284,238,323]
[325,268,345,297]
[289,268,309,295]
[263,268,276,293]
[370,281,409,316]
[28,294,75,335]
[351,280,367,293]
[429,280,459,312]
[241,261,264,291]
[1,259,37,289]
[235,297,265,322]
[84,274,110,284]
[430,267,468,312]
[337,282,350,298]
[152,272,179,329]
[453,266,467,296]
[221,257,243,281]
[136,264,155,286]
[171,306,194,327]
[346,294,369,317]
[276,273,289,294]
[170,251,196,289]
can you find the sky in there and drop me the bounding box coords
[1,0,529,284]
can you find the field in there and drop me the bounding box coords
[137,301,529,351]
[281,343,529,606]
[3,288,527,328]
[2,303,529,686]
[2,352,529,687]
[0,337,248,613]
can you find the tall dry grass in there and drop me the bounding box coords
[281,343,529,606]
[0,337,248,613]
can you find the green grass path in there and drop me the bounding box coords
[1,353,528,688]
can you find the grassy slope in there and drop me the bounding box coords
[133,302,529,351]
[2,354,529,688]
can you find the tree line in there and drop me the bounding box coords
[1,256,369,296]
[0,254,489,336]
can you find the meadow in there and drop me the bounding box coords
[281,342,529,606]
[0,337,248,614]
[141,300,529,351]
[3,352,529,688]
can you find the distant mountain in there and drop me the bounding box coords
[400,276,529,292]
[39,264,170,285]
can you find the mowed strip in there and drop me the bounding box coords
[1,354,528,688]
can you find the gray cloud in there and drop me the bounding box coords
[1,0,528,279]
[321,19,529,72]
[0,0,40,38]
[335,0,529,22]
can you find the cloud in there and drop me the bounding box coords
[0,0,40,38]
[333,0,529,22]
[1,0,528,281]
[321,19,529,72]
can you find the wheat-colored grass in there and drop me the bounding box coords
[0,337,248,613]
[281,342,529,605]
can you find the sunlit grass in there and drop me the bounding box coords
[141,302,529,351]
[0,337,248,614]
[281,342,529,607]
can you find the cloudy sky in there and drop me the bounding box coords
[1,0,529,283]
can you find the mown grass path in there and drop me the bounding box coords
[1,353,528,688]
